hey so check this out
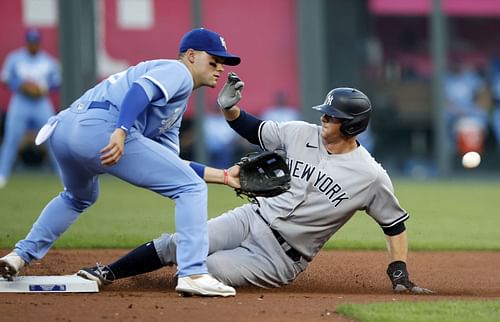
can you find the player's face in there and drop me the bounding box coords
[191,51,224,88]
[320,114,343,140]
[27,42,40,55]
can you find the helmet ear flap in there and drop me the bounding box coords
[340,115,370,136]
[340,119,355,136]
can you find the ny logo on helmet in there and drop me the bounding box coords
[324,95,333,106]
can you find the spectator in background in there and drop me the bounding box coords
[0,28,61,188]
[260,91,300,122]
[444,56,489,155]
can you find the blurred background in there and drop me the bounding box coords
[0,0,499,180]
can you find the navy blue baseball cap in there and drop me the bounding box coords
[25,28,41,43]
[179,28,241,66]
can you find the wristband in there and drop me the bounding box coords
[189,162,206,179]
[387,260,408,282]
[223,169,229,185]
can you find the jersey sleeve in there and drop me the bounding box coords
[365,169,409,230]
[139,63,191,104]
[258,120,308,151]
[134,77,163,101]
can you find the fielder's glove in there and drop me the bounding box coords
[387,261,434,294]
[217,72,245,109]
[235,150,291,199]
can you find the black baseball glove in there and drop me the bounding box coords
[235,150,291,199]
[387,261,434,294]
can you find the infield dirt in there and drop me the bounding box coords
[1,249,499,322]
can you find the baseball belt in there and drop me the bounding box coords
[88,101,113,110]
[255,209,302,262]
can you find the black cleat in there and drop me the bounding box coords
[77,263,115,287]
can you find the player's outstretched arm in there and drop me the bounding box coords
[385,232,434,294]
[204,164,240,188]
[186,151,290,200]
[186,161,240,189]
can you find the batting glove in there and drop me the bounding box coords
[387,261,434,294]
[217,72,245,110]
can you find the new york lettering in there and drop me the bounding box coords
[287,158,350,206]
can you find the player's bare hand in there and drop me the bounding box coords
[226,164,241,188]
[100,128,126,166]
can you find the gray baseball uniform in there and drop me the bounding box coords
[155,120,408,288]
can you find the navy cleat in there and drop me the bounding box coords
[77,263,115,287]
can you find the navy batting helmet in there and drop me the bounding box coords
[312,87,371,136]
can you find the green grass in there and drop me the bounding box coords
[336,300,500,322]
[329,180,500,250]
[0,174,499,250]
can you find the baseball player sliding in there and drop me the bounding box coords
[80,77,432,293]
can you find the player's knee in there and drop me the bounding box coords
[60,190,97,212]
[206,258,230,283]
[207,255,249,287]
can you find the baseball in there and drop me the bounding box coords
[462,151,481,168]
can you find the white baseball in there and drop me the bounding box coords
[462,151,481,168]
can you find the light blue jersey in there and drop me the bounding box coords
[74,59,193,153]
[14,59,209,277]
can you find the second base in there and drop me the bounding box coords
[0,275,99,293]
